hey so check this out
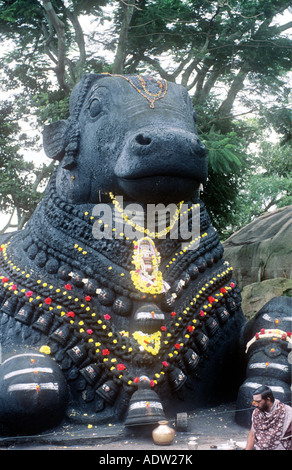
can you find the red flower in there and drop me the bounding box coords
[150,380,155,387]
[220,288,226,294]
[230,282,235,288]
[87,329,93,335]
[255,333,259,339]
[187,325,194,332]
[104,314,111,320]
[67,311,75,318]
[200,310,205,317]
[171,311,176,317]
[26,291,33,297]
[208,296,215,304]
[11,284,17,290]
[162,361,169,367]
[174,343,181,350]
[44,297,52,305]
[64,284,72,290]
[2,277,9,283]
[85,295,91,301]
[287,332,291,337]
[117,364,126,371]
[260,328,265,334]
[160,326,166,331]
[102,349,110,356]
[134,377,140,383]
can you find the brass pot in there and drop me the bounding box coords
[152,420,175,446]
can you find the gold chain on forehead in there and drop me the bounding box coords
[102,73,168,108]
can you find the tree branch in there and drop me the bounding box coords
[276,20,292,33]
[61,2,87,83]
[139,55,176,81]
[215,13,278,119]
[41,0,70,93]
[0,210,17,234]
[216,64,249,119]
[112,0,136,74]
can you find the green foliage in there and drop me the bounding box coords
[200,128,250,237]
[0,0,291,235]
[0,101,49,230]
[32,91,70,124]
[203,131,243,174]
[262,107,292,146]
[220,137,292,238]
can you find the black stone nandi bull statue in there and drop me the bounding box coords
[0,74,291,435]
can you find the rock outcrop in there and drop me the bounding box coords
[223,205,292,289]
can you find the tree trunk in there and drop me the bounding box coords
[216,64,249,120]
[63,6,86,84]
[112,0,136,74]
[42,0,70,93]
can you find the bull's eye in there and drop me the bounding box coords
[89,98,102,117]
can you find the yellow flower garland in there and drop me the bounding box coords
[132,330,162,355]
[109,192,184,239]
[0,241,236,390]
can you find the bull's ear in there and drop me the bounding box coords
[42,120,70,161]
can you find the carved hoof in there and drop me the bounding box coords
[0,350,69,434]
[235,376,291,428]
[236,297,292,427]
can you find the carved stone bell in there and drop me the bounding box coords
[168,366,187,391]
[183,348,200,372]
[132,303,165,334]
[96,379,119,405]
[124,376,166,426]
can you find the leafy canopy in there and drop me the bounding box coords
[0,0,291,236]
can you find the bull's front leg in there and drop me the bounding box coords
[0,349,69,434]
[235,297,292,427]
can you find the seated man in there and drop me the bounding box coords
[246,385,292,450]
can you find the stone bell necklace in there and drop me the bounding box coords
[0,240,236,394]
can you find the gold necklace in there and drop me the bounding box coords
[138,75,164,98]
[102,73,168,108]
[109,192,184,239]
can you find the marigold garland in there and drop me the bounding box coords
[0,240,237,390]
[132,330,162,355]
[109,192,184,239]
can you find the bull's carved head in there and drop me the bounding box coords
[43,74,207,204]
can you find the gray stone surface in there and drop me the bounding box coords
[223,205,292,289]
[241,278,292,320]
[0,402,249,451]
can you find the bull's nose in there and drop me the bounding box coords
[130,129,206,159]
[135,133,152,146]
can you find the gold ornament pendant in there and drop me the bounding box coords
[130,237,170,295]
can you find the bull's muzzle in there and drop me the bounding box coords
[114,127,207,203]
